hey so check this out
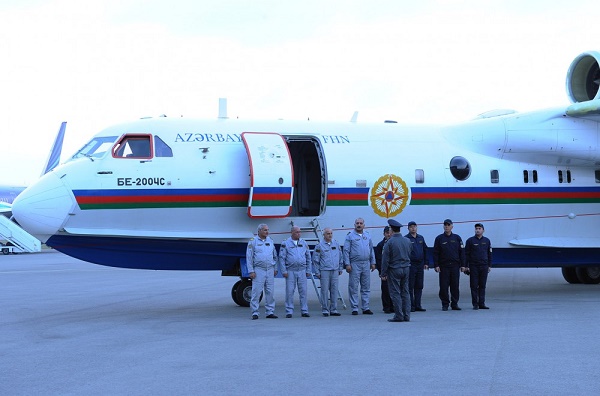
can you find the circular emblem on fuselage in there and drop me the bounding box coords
[370,174,410,218]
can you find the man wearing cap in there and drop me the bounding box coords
[312,227,344,316]
[465,223,492,310]
[374,226,394,313]
[405,221,428,312]
[344,218,376,315]
[279,226,312,318]
[381,219,413,322]
[433,219,466,311]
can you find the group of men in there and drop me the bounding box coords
[245,218,492,321]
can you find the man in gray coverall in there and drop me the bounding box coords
[344,218,376,315]
[313,227,344,316]
[247,223,278,320]
[279,226,312,318]
[381,219,413,322]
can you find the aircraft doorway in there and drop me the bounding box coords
[285,137,327,217]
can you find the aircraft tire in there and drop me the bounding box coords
[575,267,600,284]
[231,280,242,305]
[561,267,581,284]
[234,279,260,307]
[2,248,8,255]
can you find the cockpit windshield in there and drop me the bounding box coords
[70,136,118,161]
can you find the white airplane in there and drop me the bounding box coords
[0,122,67,217]
[12,52,600,306]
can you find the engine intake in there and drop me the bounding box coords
[566,51,600,103]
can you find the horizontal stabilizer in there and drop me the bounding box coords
[509,237,600,248]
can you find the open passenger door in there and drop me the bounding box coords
[241,132,294,218]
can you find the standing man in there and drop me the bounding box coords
[405,221,428,312]
[374,226,394,313]
[433,219,466,311]
[465,223,492,310]
[279,226,312,318]
[344,218,376,315]
[312,227,344,317]
[246,223,278,320]
[381,219,413,322]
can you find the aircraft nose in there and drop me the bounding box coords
[12,172,76,242]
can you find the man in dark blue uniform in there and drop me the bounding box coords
[374,226,394,313]
[405,221,428,312]
[433,219,466,311]
[465,223,492,310]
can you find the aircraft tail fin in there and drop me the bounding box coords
[40,121,66,176]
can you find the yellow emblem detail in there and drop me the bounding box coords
[370,174,410,218]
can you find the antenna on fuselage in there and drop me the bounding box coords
[350,111,359,123]
[218,98,228,119]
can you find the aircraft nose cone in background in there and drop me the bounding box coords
[12,173,76,242]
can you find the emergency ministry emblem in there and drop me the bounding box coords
[370,174,410,218]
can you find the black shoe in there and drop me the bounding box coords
[410,308,416,312]
[330,312,341,316]
[479,305,490,309]
[415,307,426,312]
[351,311,358,315]
[362,310,373,315]
[252,315,259,320]
[442,306,448,311]
[404,317,410,322]
[387,318,404,322]
[473,306,479,310]
[266,314,278,319]
[322,313,329,317]
[451,306,462,311]
[301,313,310,317]
[383,310,393,314]
[286,314,292,318]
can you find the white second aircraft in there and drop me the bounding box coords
[13,52,600,306]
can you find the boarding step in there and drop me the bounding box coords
[0,215,41,253]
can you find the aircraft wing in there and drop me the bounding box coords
[566,99,600,118]
[0,202,11,215]
[509,237,600,248]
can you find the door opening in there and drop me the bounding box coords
[285,137,327,217]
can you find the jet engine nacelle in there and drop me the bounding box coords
[566,51,600,103]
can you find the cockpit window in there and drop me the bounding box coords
[113,134,152,159]
[71,136,118,161]
[154,135,173,157]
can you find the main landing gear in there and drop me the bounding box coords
[561,266,600,284]
[231,279,262,307]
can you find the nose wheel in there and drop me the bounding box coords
[231,279,262,307]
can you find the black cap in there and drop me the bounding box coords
[443,219,453,225]
[475,223,484,229]
[408,221,417,227]
[387,219,403,228]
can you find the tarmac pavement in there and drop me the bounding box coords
[1,250,599,395]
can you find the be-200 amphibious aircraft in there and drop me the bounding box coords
[12,51,600,306]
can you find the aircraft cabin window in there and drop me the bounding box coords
[449,156,471,181]
[490,170,499,183]
[558,170,563,183]
[154,136,173,157]
[113,135,152,159]
[415,169,425,184]
[558,170,572,183]
[523,170,538,183]
[595,170,600,183]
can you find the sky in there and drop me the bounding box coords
[0,0,598,185]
